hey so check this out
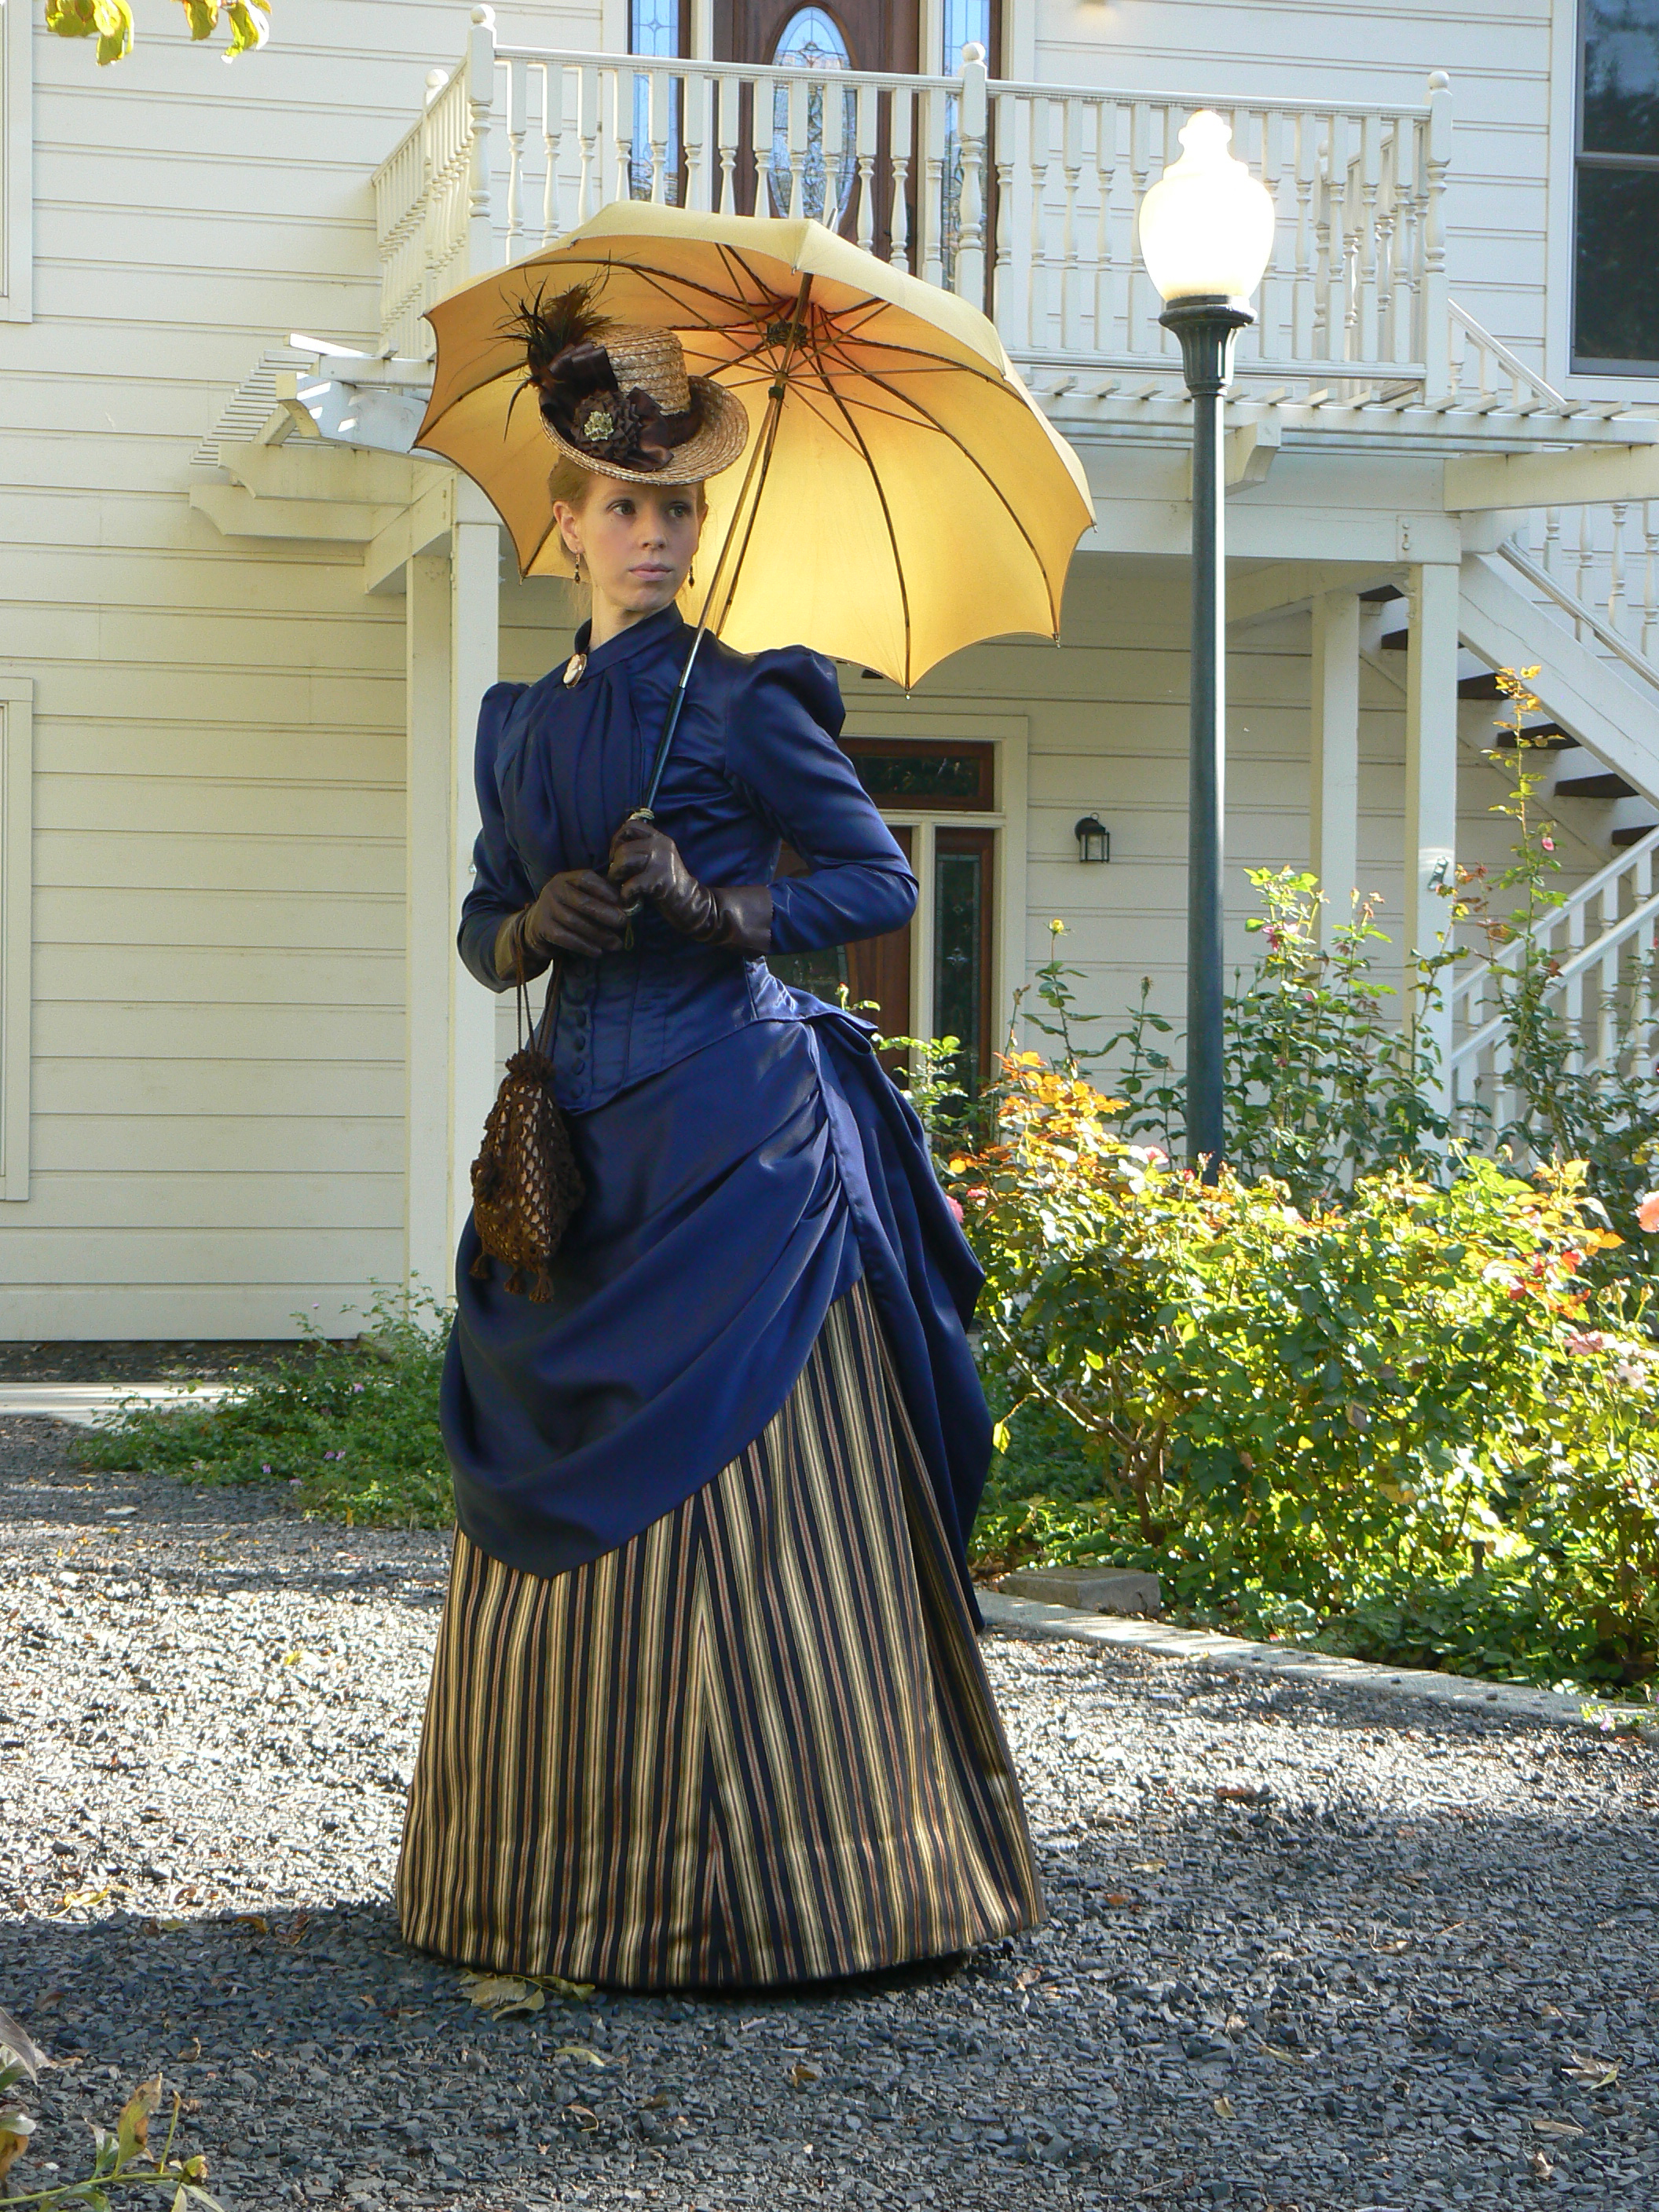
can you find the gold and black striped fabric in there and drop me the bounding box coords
[397,1280,1042,1990]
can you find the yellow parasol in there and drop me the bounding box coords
[415,201,1093,692]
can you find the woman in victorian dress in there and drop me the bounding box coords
[397,298,1040,1990]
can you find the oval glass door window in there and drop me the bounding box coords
[770,7,857,225]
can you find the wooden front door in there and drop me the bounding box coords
[710,0,920,260]
[714,0,917,75]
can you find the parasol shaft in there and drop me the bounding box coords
[636,278,812,818]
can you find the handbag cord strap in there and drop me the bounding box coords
[511,918,564,1057]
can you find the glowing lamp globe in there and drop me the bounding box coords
[1137,111,1276,306]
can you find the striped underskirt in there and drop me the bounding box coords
[396,1279,1042,1990]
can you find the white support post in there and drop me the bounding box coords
[1404,560,1459,1107]
[449,484,504,1267]
[405,551,455,1299]
[1309,588,1361,947]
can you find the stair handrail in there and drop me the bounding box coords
[1449,880,1659,1075]
[1496,539,1659,698]
[1448,305,1572,416]
[1449,822,1659,1022]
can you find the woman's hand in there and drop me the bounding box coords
[522,868,631,959]
[608,819,772,954]
[608,819,712,934]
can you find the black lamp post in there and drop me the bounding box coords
[1137,113,1276,1173]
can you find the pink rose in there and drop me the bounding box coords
[947,1196,965,1223]
[1638,1191,1659,1233]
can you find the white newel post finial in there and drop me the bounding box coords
[956,42,988,309]
[1423,70,1453,401]
[466,5,499,277]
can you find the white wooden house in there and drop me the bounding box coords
[2,0,1658,1336]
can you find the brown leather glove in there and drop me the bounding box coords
[607,819,772,954]
[497,869,631,972]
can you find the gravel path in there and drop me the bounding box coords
[3,1423,1657,2212]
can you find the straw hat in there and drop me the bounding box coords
[520,298,749,486]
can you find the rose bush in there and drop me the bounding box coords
[955,1053,1659,1686]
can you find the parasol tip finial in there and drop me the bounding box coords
[471,2,495,25]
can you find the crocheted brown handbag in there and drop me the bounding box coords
[469,946,586,1302]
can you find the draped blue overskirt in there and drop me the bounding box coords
[441,1005,991,1606]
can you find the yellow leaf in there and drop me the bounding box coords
[460,1972,544,2020]
[1212,2095,1234,2119]
[789,2062,821,2086]
[555,2044,610,2067]
[116,2075,162,2161]
[0,2111,36,2183]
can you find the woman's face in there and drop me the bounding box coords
[555,478,704,621]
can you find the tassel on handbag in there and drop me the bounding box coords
[470,940,586,1302]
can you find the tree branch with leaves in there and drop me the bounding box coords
[43,0,269,68]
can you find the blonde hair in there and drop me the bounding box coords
[548,460,709,618]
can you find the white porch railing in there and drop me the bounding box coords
[1450,826,1659,1135]
[372,13,1454,394]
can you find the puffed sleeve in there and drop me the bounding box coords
[723,649,917,954]
[456,681,535,991]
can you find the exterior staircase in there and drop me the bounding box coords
[1364,569,1659,1139]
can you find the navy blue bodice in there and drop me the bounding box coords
[459,606,917,1112]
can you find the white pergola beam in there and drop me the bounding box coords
[1445,441,1659,512]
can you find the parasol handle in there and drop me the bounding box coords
[633,276,812,822]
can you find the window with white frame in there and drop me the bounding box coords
[0,679,33,1199]
[2,0,33,322]
[628,0,685,201]
[1576,0,1659,369]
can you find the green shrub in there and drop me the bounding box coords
[952,1053,1659,1686]
[79,1292,454,1529]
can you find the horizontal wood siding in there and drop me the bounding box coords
[0,4,596,1336]
[1034,0,1555,362]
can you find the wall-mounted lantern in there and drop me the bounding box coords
[1074,815,1111,862]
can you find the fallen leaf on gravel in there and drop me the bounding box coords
[461,1974,545,2021]
[1215,1783,1267,1804]
[233,1914,269,1936]
[1212,2096,1233,2119]
[1531,2119,1584,2137]
[789,2064,820,2086]
[1531,2151,1554,2181]
[1263,2044,1307,2064]
[642,2092,668,2111]
[1562,2050,1619,2087]
[1103,1892,1133,1907]
[568,2104,599,2131]
[1014,1966,1045,1989]
[1130,1860,1166,1873]
[535,1974,596,2001]
[555,2044,610,2067]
